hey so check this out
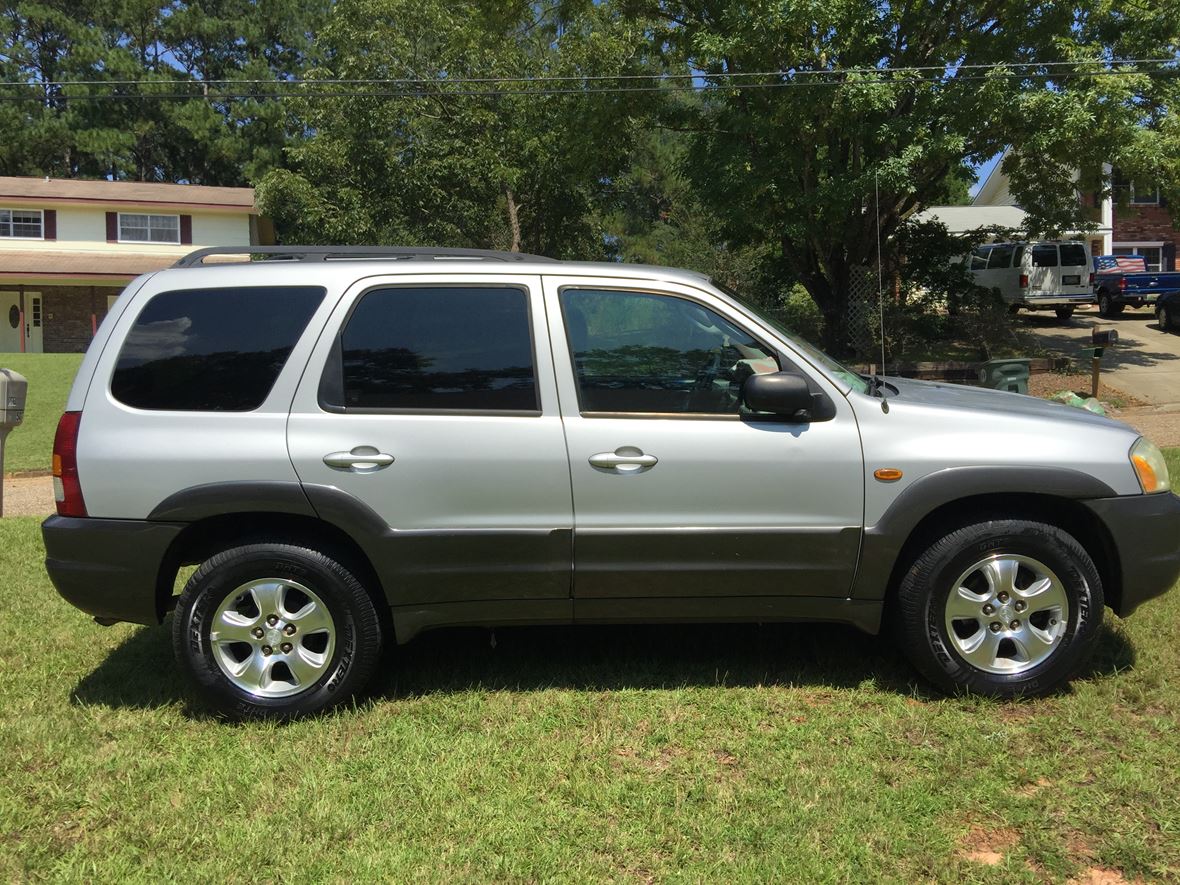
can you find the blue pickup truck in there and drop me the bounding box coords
[1093,255,1180,317]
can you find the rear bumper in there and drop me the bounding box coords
[1022,295,1093,307]
[1084,492,1180,617]
[42,515,184,625]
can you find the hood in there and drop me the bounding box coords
[882,376,1135,432]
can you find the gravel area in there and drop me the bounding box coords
[2,475,54,518]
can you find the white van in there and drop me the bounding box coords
[970,240,1094,320]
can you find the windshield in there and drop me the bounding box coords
[714,281,870,394]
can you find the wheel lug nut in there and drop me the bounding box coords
[982,604,995,615]
[1010,619,1020,629]
[1049,618,1057,626]
[252,627,264,639]
[1014,601,1026,612]
[989,621,1002,633]
[284,624,296,636]
[997,592,1009,603]
[280,642,293,654]
[261,645,273,656]
[266,614,279,626]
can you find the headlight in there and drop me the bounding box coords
[1130,437,1171,494]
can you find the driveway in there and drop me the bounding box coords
[1017,305,1180,407]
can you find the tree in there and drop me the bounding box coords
[255,0,659,256]
[628,0,1180,352]
[0,0,327,183]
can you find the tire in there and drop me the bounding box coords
[1097,293,1124,317]
[1054,306,1075,321]
[1007,304,1021,316]
[172,542,383,720]
[894,519,1103,698]
[1158,304,1173,332]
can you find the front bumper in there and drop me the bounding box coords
[42,515,184,625]
[1084,492,1180,617]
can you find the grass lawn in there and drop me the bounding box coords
[2,517,1178,880]
[0,354,83,475]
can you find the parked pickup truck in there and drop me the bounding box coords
[1093,255,1180,317]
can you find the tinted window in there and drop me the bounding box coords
[112,286,325,411]
[970,246,991,271]
[1060,244,1088,267]
[338,286,537,411]
[1013,245,1025,267]
[1032,245,1059,267]
[987,245,1015,269]
[561,288,777,414]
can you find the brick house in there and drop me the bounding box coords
[0,176,273,353]
[968,155,1177,271]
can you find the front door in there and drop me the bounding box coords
[25,293,43,353]
[0,292,19,352]
[286,274,574,609]
[542,276,865,605]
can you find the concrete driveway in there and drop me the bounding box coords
[1017,305,1180,407]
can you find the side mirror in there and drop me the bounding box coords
[742,371,814,417]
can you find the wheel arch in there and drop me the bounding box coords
[851,467,1122,613]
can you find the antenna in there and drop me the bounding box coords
[875,170,889,413]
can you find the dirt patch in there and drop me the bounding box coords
[959,824,1021,866]
[1027,372,1144,409]
[2,474,54,518]
[1067,869,1135,885]
[1016,776,1053,798]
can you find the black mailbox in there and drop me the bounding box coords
[1092,328,1119,347]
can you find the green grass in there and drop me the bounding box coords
[2,518,1179,881]
[0,354,83,474]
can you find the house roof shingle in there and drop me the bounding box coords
[0,176,255,211]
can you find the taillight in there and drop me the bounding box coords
[1089,272,1095,285]
[1019,274,1029,288]
[1120,277,1127,291]
[52,411,87,517]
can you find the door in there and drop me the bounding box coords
[1028,243,1060,295]
[542,276,865,604]
[25,293,43,353]
[0,292,18,352]
[286,274,574,609]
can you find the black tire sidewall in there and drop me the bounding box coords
[906,522,1102,696]
[173,545,377,719]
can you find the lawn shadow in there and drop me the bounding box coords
[70,615,1137,714]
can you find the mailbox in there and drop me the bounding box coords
[0,367,28,517]
[1092,328,1119,349]
[1,367,28,428]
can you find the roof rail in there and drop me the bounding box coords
[173,245,557,268]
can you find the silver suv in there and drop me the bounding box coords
[43,246,1180,719]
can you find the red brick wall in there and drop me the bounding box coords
[38,285,125,353]
[1113,203,1180,270]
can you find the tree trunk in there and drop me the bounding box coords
[505,188,522,253]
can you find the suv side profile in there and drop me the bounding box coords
[44,246,1180,719]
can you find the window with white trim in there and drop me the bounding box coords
[0,208,44,238]
[118,212,180,244]
[1130,181,1161,206]
[1113,245,1163,272]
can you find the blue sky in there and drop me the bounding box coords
[970,152,1003,198]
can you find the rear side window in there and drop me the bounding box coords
[1031,245,1059,267]
[332,286,537,412]
[987,245,1015,269]
[1060,244,1088,267]
[111,286,325,411]
[970,246,991,271]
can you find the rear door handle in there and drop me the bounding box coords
[323,446,395,472]
[588,448,658,472]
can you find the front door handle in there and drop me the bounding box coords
[588,448,658,472]
[323,446,395,472]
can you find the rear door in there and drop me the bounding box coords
[541,275,864,609]
[1028,243,1060,295]
[286,273,574,609]
[1057,243,1091,297]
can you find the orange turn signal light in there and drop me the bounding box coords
[874,468,903,482]
[1132,454,1157,492]
[52,453,62,477]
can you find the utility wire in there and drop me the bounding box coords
[1,57,1176,88]
[0,63,1177,102]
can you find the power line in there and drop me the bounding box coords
[1,56,1176,89]
[1,63,1177,102]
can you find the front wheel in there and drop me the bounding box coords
[172,543,383,719]
[894,519,1103,697]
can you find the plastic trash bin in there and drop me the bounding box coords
[978,358,1030,394]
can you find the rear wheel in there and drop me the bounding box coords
[1054,306,1075,321]
[1097,293,1124,318]
[172,543,383,719]
[894,519,1103,697]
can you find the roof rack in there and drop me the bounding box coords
[173,245,557,268]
